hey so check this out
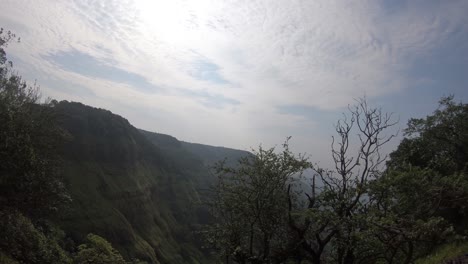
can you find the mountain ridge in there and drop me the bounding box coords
[53,101,249,263]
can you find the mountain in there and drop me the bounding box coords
[53,101,249,263]
[181,141,249,168]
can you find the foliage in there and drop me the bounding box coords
[204,98,401,264]
[369,172,448,261]
[0,28,70,220]
[206,139,310,263]
[73,233,127,264]
[386,97,468,221]
[0,210,72,264]
[366,96,468,263]
[293,96,468,263]
[0,27,75,264]
[204,97,464,264]
[388,95,468,174]
[0,27,18,70]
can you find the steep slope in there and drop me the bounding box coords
[139,130,251,225]
[139,130,213,186]
[55,101,206,263]
[140,130,250,185]
[53,101,249,263]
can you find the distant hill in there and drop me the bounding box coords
[181,141,250,168]
[139,129,250,185]
[53,101,248,264]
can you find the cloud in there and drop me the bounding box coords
[44,49,162,93]
[177,88,239,109]
[1,0,467,159]
[189,59,229,85]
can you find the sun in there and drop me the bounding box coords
[133,0,213,47]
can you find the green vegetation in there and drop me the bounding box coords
[0,28,72,264]
[55,101,206,263]
[74,233,127,264]
[205,97,468,263]
[0,28,70,219]
[0,210,71,264]
[205,139,310,262]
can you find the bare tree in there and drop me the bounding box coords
[206,98,398,264]
[287,98,398,264]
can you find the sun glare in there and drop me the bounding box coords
[134,0,214,47]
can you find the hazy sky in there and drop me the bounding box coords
[1,0,467,163]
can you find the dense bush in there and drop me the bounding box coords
[0,210,71,264]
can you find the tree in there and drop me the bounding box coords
[365,96,468,263]
[0,210,72,264]
[206,139,310,263]
[0,28,70,219]
[0,28,72,263]
[206,98,399,264]
[388,96,468,174]
[367,167,458,263]
[0,28,18,70]
[293,98,398,264]
[73,233,126,264]
[387,96,468,229]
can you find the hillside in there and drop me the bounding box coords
[53,101,248,263]
[181,141,249,168]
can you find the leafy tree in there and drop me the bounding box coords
[0,28,70,219]
[0,28,72,263]
[0,28,18,69]
[365,96,468,263]
[367,168,459,263]
[388,96,468,174]
[206,139,310,263]
[73,233,127,264]
[390,97,468,223]
[0,210,71,264]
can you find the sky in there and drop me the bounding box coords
[1,0,467,165]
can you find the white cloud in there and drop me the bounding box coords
[1,0,467,158]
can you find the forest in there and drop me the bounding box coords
[1,28,468,264]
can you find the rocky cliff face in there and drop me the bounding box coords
[54,101,248,263]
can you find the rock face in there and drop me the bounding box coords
[54,101,249,264]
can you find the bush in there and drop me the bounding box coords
[0,210,71,263]
[73,233,127,264]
